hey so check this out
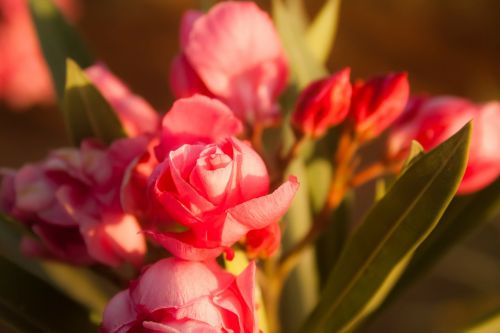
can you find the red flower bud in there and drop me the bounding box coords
[292,68,352,138]
[350,72,409,140]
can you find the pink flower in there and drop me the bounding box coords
[350,72,409,141]
[121,95,243,221]
[85,63,160,137]
[0,138,148,266]
[148,137,299,261]
[292,68,352,138]
[101,258,258,333]
[170,1,289,125]
[0,0,78,109]
[388,96,500,194]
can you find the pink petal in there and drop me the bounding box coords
[222,176,299,244]
[130,258,233,312]
[85,63,160,137]
[184,2,288,122]
[101,290,137,333]
[79,213,146,267]
[14,164,55,211]
[146,231,225,261]
[169,54,213,100]
[157,95,243,159]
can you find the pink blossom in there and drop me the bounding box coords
[388,96,500,194]
[0,138,148,266]
[148,137,299,261]
[350,72,409,141]
[292,68,352,138]
[85,63,160,137]
[0,0,78,109]
[169,1,288,125]
[121,95,243,222]
[101,258,258,333]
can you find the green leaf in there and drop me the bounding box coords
[29,0,92,101]
[402,140,424,171]
[63,59,126,145]
[384,178,500,301]
[462,308,500,333]
[0,257,98,333]
[281,157,320,332]
[299,123,472,333]
[0,214,118,320]
[305,0,341,64]
[272,0,327,88]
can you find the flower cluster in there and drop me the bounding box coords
[1,1,499,333]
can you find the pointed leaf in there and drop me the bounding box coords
[272,0,327,88]
[28,0,92,101]
[382,178,500,305]
[300,123,472,333]
[63,59,126,145]
[462,309,500,333]
[0,214,117,319]
[305,0,342,64]
[0,257,98,333]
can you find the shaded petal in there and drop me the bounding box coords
[101,290,137,333]
[130,258,233,312]
[222,177,299,244]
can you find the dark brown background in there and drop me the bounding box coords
[1,1,500,332]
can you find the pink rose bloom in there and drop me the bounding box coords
[0,0,78,109]
[350,72,409,141]
[122,95,243,221]
[101,258,258,333]
[292,68,352,138]
[85,63,160,137]
[388,96,500,194]
[0,138,148,266]
[148,137,299,261]
[170,1,289,125]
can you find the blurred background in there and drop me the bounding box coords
[1,0,500,332]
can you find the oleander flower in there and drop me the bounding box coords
[86,63,160,137]
[350,72,409,141]
[0,0,78,109]
[147,137,299,261]
[169,1,288,125]
[245,222,281,258]
[121,95,243,221]
[292,68,352,138]
[101,258,258,333]
[0,138,148,266]
[388,96,500,194]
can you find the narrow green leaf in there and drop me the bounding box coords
[300,123,471,333]
[402,140,424,170]
[0,214,118,319]
[305,0,341,64]
[63,59,126,145]
[462,309,500,333]
[281,157,320,332]
[272,0,327,88]
[0,257,98,333]
[385,178,500,301]
[28,0,92,101]
[285,0,309,32]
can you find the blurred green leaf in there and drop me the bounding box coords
[462,308,500,333]
[402,140,424,170]
[29,0,92,101]
[272,0,327,88]
[63,59,126,145]
[281,156,320,332]
[300,123,471,333]
[305,0,341,64]
[0,257,98,333]
[0,214,118,320]
[285,0,309,32]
